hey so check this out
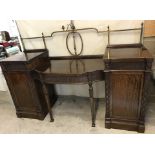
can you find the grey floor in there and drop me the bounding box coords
[0,91,155,134]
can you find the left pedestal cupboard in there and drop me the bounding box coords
[0,50,57,120]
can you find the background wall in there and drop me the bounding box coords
[16,20,143,98]
[0,20,19,37]
[0,67,7,91]
[144,20,155,37]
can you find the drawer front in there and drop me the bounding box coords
[105,61,145,70]
[26,53,48,70]
[2,62,27,71]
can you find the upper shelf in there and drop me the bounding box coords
[104,43,153,61]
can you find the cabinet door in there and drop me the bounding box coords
[109,71,144,120]
[4,71,40,111]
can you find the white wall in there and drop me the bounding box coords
[16,20,143,98]
[0,67,8,91]
[0,20,19,37]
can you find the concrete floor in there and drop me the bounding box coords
[0,91,155,134]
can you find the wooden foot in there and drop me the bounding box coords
[50,118,54,122]
[92,123,95,127]
[138,123,145,133]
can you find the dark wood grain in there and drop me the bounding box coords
[0,49,57,120]
[38,59,104,74]
[104,44,153,133]
[110,72,143,118]
[0,43,153,132]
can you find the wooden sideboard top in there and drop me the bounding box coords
[0,49,47,63]
[40,58,105,75]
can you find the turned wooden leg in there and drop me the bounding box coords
[88,81,96,127]
[42,84,54,122]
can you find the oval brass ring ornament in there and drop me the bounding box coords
[66,31,83,56]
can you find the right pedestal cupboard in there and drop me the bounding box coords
[104,44,153,133]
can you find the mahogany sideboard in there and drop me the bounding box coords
[0,49,105,127]
[0,44,153,132]
[0,49,57,120]
[104,43,153,133]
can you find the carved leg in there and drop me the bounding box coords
[42,84,54,122]
[88,81,96,127]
